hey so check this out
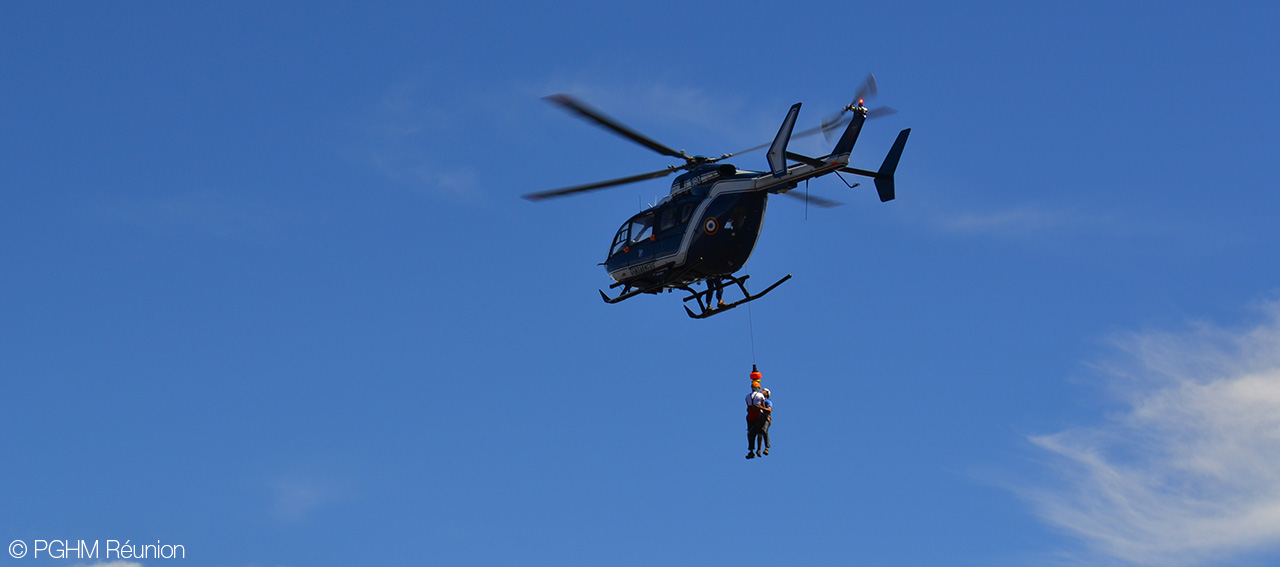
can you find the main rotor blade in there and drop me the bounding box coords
[723,121,838,159]
[545,94,687,161]
[730,106,898,157]
[523,167,676,201]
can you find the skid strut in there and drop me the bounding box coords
[680,273,792,319]
[598,261,704,304]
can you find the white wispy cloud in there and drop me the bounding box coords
[81,189,301,241]
[1022,301,1280,566]
[360,146,481,202]
[269,475,345,522]
[938,205,1076,234]
[345,75,487,203]
[914,197,1145,238]
[348,73,767,203]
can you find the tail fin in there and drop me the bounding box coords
[872,128,910,202]
[829,111,867,159]
[767,103,802,177]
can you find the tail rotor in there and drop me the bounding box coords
[822,74,897,141]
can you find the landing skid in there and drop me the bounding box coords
[680,273,792,319]
[599,261,705,305]
[598,284,650,304]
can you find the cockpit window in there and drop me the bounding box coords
[609,223,629,257]
[609,212,657,258]
[630,213,653,243]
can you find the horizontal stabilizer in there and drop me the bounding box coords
[837,128,910,202]
[784,151,827,169]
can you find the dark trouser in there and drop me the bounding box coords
[760,418,771,449]
[747,417,766,452]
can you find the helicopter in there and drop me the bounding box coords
[524,76,911,319]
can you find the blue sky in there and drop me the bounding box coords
[4,2,1280,566]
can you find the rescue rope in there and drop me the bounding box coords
[747,301,757,364]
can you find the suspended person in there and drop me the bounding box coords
[745,365,766,459]
[758,388,772,456]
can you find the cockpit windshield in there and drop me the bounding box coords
[610,224,628,257]
[609,212,654,257]
[630,213,653,243]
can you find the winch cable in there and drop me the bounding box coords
[747,301,758,365]
[805,178,810,221]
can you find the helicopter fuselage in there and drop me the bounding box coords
[526,84,909,317]
[604,165,770,290]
